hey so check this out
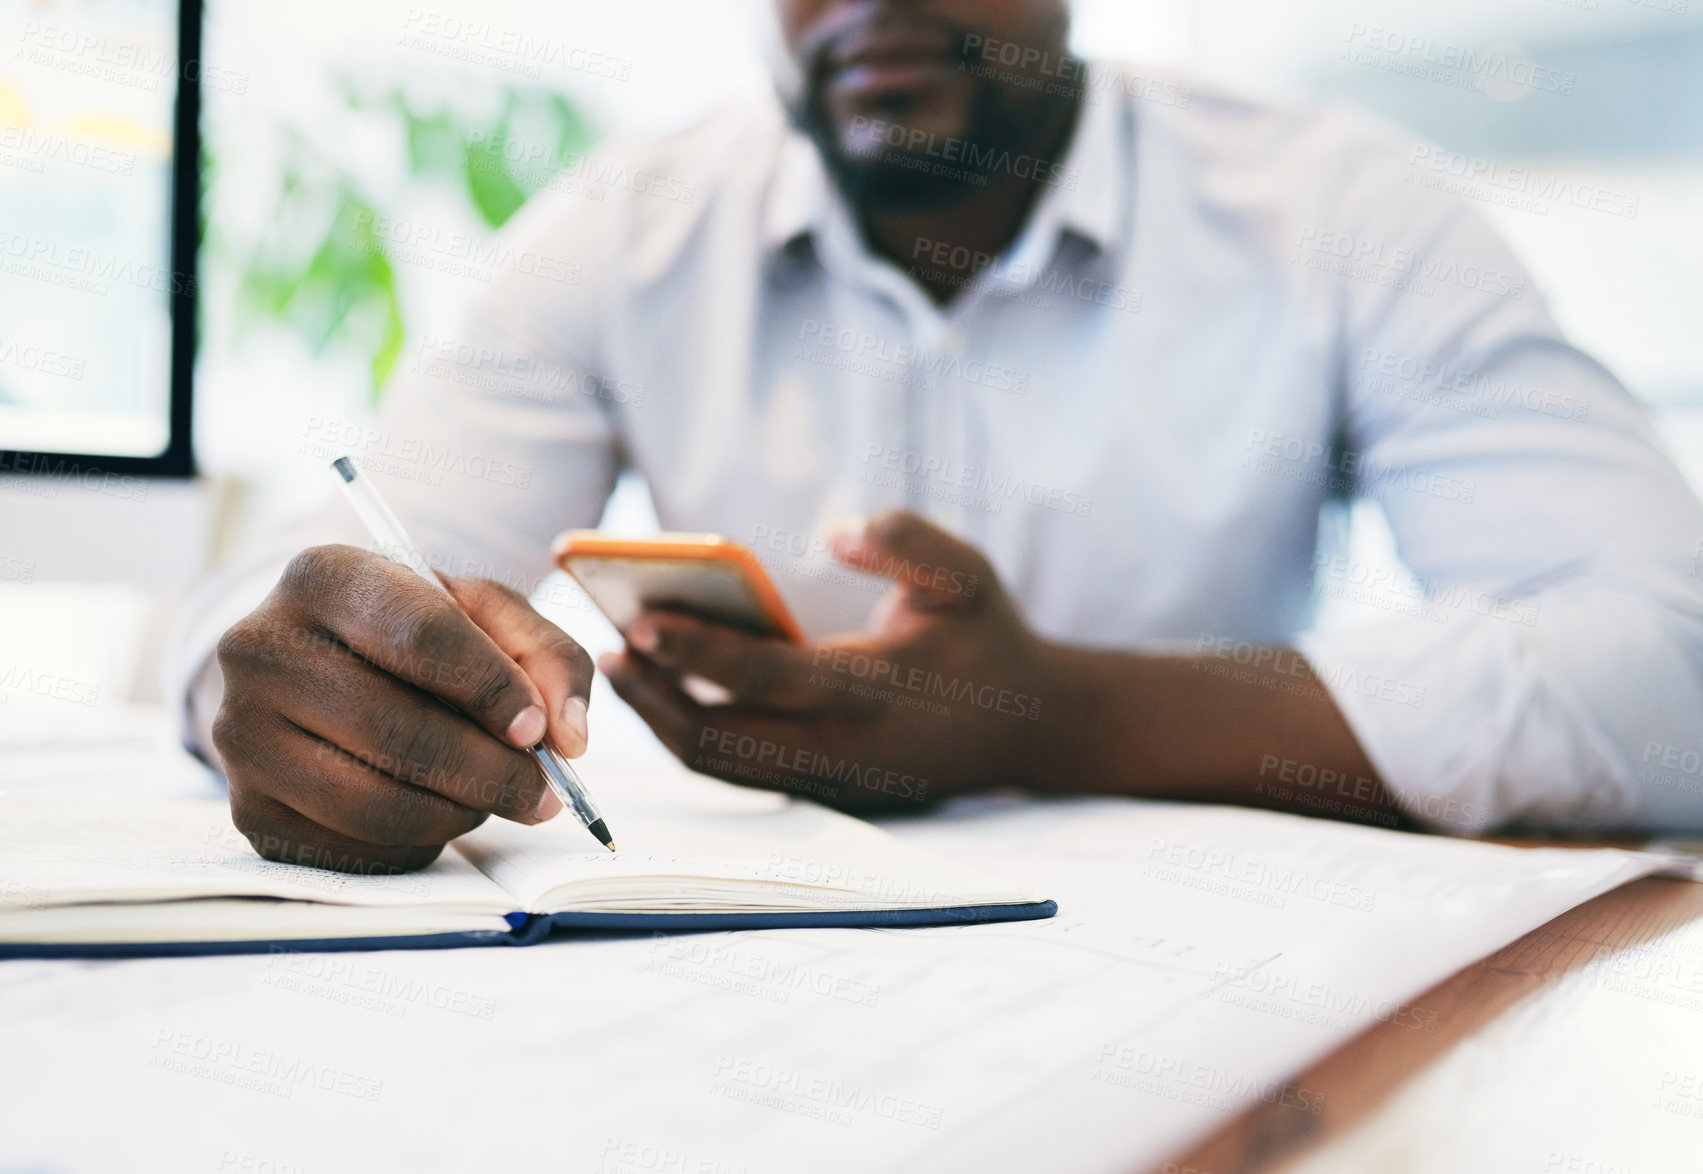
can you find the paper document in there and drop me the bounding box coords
[0,780,1672,1174]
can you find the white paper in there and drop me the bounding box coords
[455,789,1044,911]
[0,703,219,800]
[0,796,508,912]
[0,782,1668,1174]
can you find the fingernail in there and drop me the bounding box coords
[628,619,659,654]
[506,705,546,748]
[596,652,622,677]
[534,787,563,822]
[559,697,589,757]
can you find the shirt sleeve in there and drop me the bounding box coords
[164,186,627,760]
[1292,135,1703,834]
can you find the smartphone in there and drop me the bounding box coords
[552,531,804,643]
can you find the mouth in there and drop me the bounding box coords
[821,22,961,96]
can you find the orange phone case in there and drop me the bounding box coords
[551,531,804,642]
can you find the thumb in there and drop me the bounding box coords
[829,511,993,613]
[445,577,596,759]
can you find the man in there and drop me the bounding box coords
[178,0,1703,874]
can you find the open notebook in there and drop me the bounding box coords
[0,791,1055,957]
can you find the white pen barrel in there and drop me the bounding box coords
[332,457,443,591]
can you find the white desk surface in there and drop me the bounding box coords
[0,713,1686,1174]
[1177,869,1703,1174]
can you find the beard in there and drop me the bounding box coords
[787,40,1071,215]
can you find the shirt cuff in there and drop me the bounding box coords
[1293,615,1635,833]
[159,561,287,766]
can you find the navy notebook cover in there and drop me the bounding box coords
[0,901,1060,960]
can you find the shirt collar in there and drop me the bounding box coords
[1039,75,1127,258]
[761,122,831,254]
[760,61,1132,263]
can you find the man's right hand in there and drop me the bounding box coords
[211,545,595,874]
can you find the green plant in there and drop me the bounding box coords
[223,82,592,402]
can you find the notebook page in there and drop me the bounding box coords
[451,798,1046,913]
[0,798,513,913]
[0,898,512,944]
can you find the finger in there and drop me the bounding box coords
[603,648,828,782]
[232,790,447,875]
[625,611,828,710]
[598,649,708,762]
[448,577,595,758]
[217,711,452,874]
[243,713,489,847]
[282,546,548,749]
[601,651,902,808]
[602,650,794,792]
[269,641,553,825]
[829,512,993,613]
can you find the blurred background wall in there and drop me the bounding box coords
[3,0,1700,718]
[195,0,1703,523]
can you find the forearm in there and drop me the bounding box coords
[1028,642,1412,829]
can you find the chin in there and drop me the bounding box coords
[794,59,1037,214]
[821,149,994,214]
[831,81,977,149]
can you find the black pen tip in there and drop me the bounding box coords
[587,819,615,852]
[332,456,356,482]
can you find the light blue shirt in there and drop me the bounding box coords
[177,66,1703,833]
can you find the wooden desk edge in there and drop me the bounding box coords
[1157,872,1703,1174]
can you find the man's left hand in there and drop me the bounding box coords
[600,511,1056,812]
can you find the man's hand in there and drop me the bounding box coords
[604,512,1399,828]
[212,545,595,873]
[601,512,1054,811]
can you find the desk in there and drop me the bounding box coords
[0,734,1685,1174]
[1171,874,1703,1174]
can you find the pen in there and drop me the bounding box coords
[330,455,616,851]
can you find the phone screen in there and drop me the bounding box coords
[565,556,787,638]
